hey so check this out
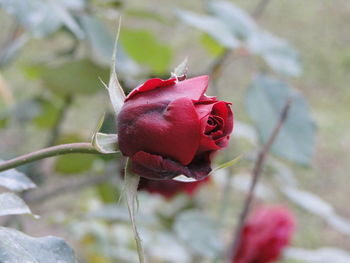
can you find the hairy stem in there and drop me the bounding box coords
[227,98,292,262]
[0,143,102,172]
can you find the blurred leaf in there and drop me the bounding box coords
[285,247,350,263]
[120,28,172,74]
[48,0,84,39]
[248,31,301,77]
[79,14,140,77]
[207,0,258,39]
[0,0,61,37]
[174,210,223,259]
[141,230,190,263]
[176,9,239,49]
[0,227,78,263]
[32,97,61,129]
[87,204,129,221]
[38,59,109,95]
[54,135,97,174]
[200,34,226,57]
[79,15,113,62]
[0,0,84,38]
[0,192,32,216]
[13,99,41,123]
[0,164,36,191]
[124,158,145,263]
[0,34,29,68]
[96,183,119,204]
[245,75,316,165]
[283,187,333,217]
[283,186,350,236]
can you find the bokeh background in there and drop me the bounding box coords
[0,0,350,262]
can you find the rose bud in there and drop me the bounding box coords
[117,76,233,180]
[233,205,295,263]
[138,176,210,199]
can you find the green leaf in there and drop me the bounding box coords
[174,210,223,259]
[38,59,109,95]
[200,34,225,57]
[207,1,258,39]
[0,164,36,191]
[245,75,316,165]
[124,158,145,263]
[120,29,172,74]
[0,192,32,217]
[176,9,239,49]
[0,227,78,263]
[0,34,28,68]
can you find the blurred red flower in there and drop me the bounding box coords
[233,205,295,263]
[138,176,210,199]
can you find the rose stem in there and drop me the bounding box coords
[0,142,109,172]
[227,98,292,263]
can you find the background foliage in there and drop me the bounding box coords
[0,0,350,262]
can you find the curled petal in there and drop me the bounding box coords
[131,151,212,180]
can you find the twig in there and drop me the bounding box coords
[0,143,104,172]
[227,98,292,262]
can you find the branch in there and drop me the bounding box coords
[227,98,292,262]
[0,143,108,172]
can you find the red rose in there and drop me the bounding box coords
[138,176,210,199]
[117,76,233,180]
[234,206,295,263]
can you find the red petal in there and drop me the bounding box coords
[118,97,201,165]
[124,76,209,105]
[125,78,176,101]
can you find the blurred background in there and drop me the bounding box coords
[0,0,350,262]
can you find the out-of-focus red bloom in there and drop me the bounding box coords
[233,205,295,263]
[138,177,210,199]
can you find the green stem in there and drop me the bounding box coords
[0,143,102,172]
